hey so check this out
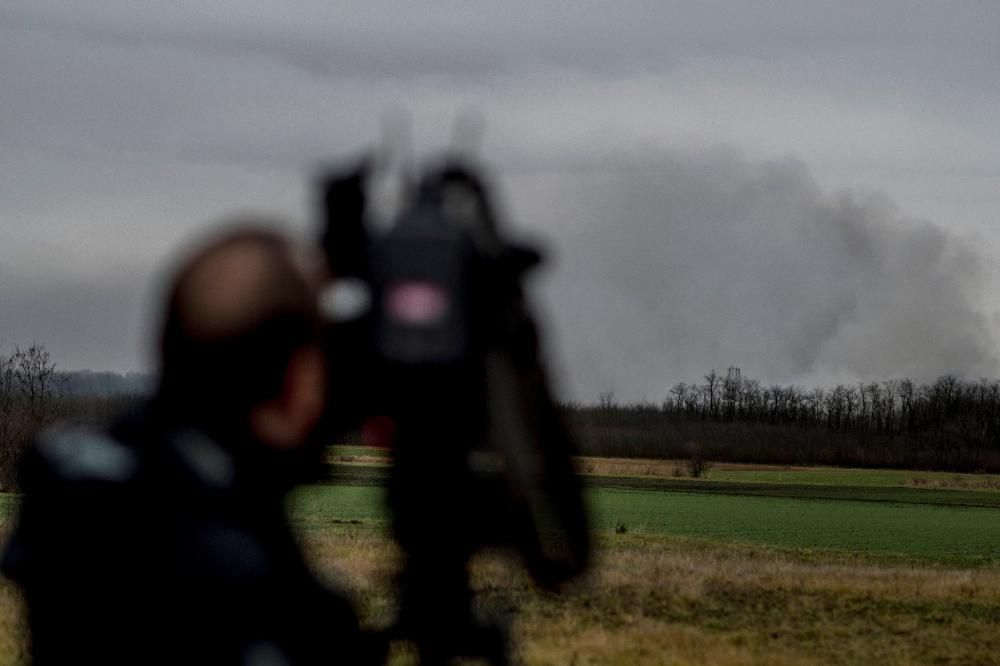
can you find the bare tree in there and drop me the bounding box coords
[702,370,721,418]
[0,344,59,490]
[15,345,58,423]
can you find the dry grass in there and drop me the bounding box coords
[574,457,794,478]
[327,454,393,466]
[2,525,998,665]
[299,528,1000,665]
[508,537,1000,665]
[327,454,789,479]
[0,582,26,666]
[576,457,687,478]
[907,475,1000,492]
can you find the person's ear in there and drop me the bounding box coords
[250,346,326,449]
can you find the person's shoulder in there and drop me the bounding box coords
[110,401,239,493]
[20,399,164,494]
[23,427,140,490]
[14,425,146,529]
[1,426,143,582]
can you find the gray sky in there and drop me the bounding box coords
[2,1,999,401]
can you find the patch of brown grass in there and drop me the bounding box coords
[296,528,1000,665]
[906,475,1000,492]
[518,616,813,666]
[576,457,686,478]
[299,526,401,626]
[2,525,998,665]
[327,455,393,466]
[575,457,796,478]
[493,537,1000,665]
[0,580,26,666]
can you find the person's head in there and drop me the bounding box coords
[156,222,327,451]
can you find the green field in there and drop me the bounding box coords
[290,480,1000,565]
[4,460,1000,664]
[589,488,1000,562]
[285,466,1000,664]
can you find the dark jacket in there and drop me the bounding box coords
[2,406,367,665]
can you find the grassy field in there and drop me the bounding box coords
[290,483,1000,564]
[291,524,1000,666]
[2,459,1000,664]
[298,462,1000,664]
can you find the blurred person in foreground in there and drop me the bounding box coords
[2,224,376,664]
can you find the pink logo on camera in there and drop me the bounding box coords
[386,281,450,324]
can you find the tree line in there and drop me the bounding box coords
[565,369,1000,473]
[3,346,1000,489]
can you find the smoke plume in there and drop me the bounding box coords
[508,148,997,401]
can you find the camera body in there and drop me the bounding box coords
[318,155,588,658]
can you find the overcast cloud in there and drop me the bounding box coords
[2,1,999,400]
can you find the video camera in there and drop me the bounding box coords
[317,152,589,663]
